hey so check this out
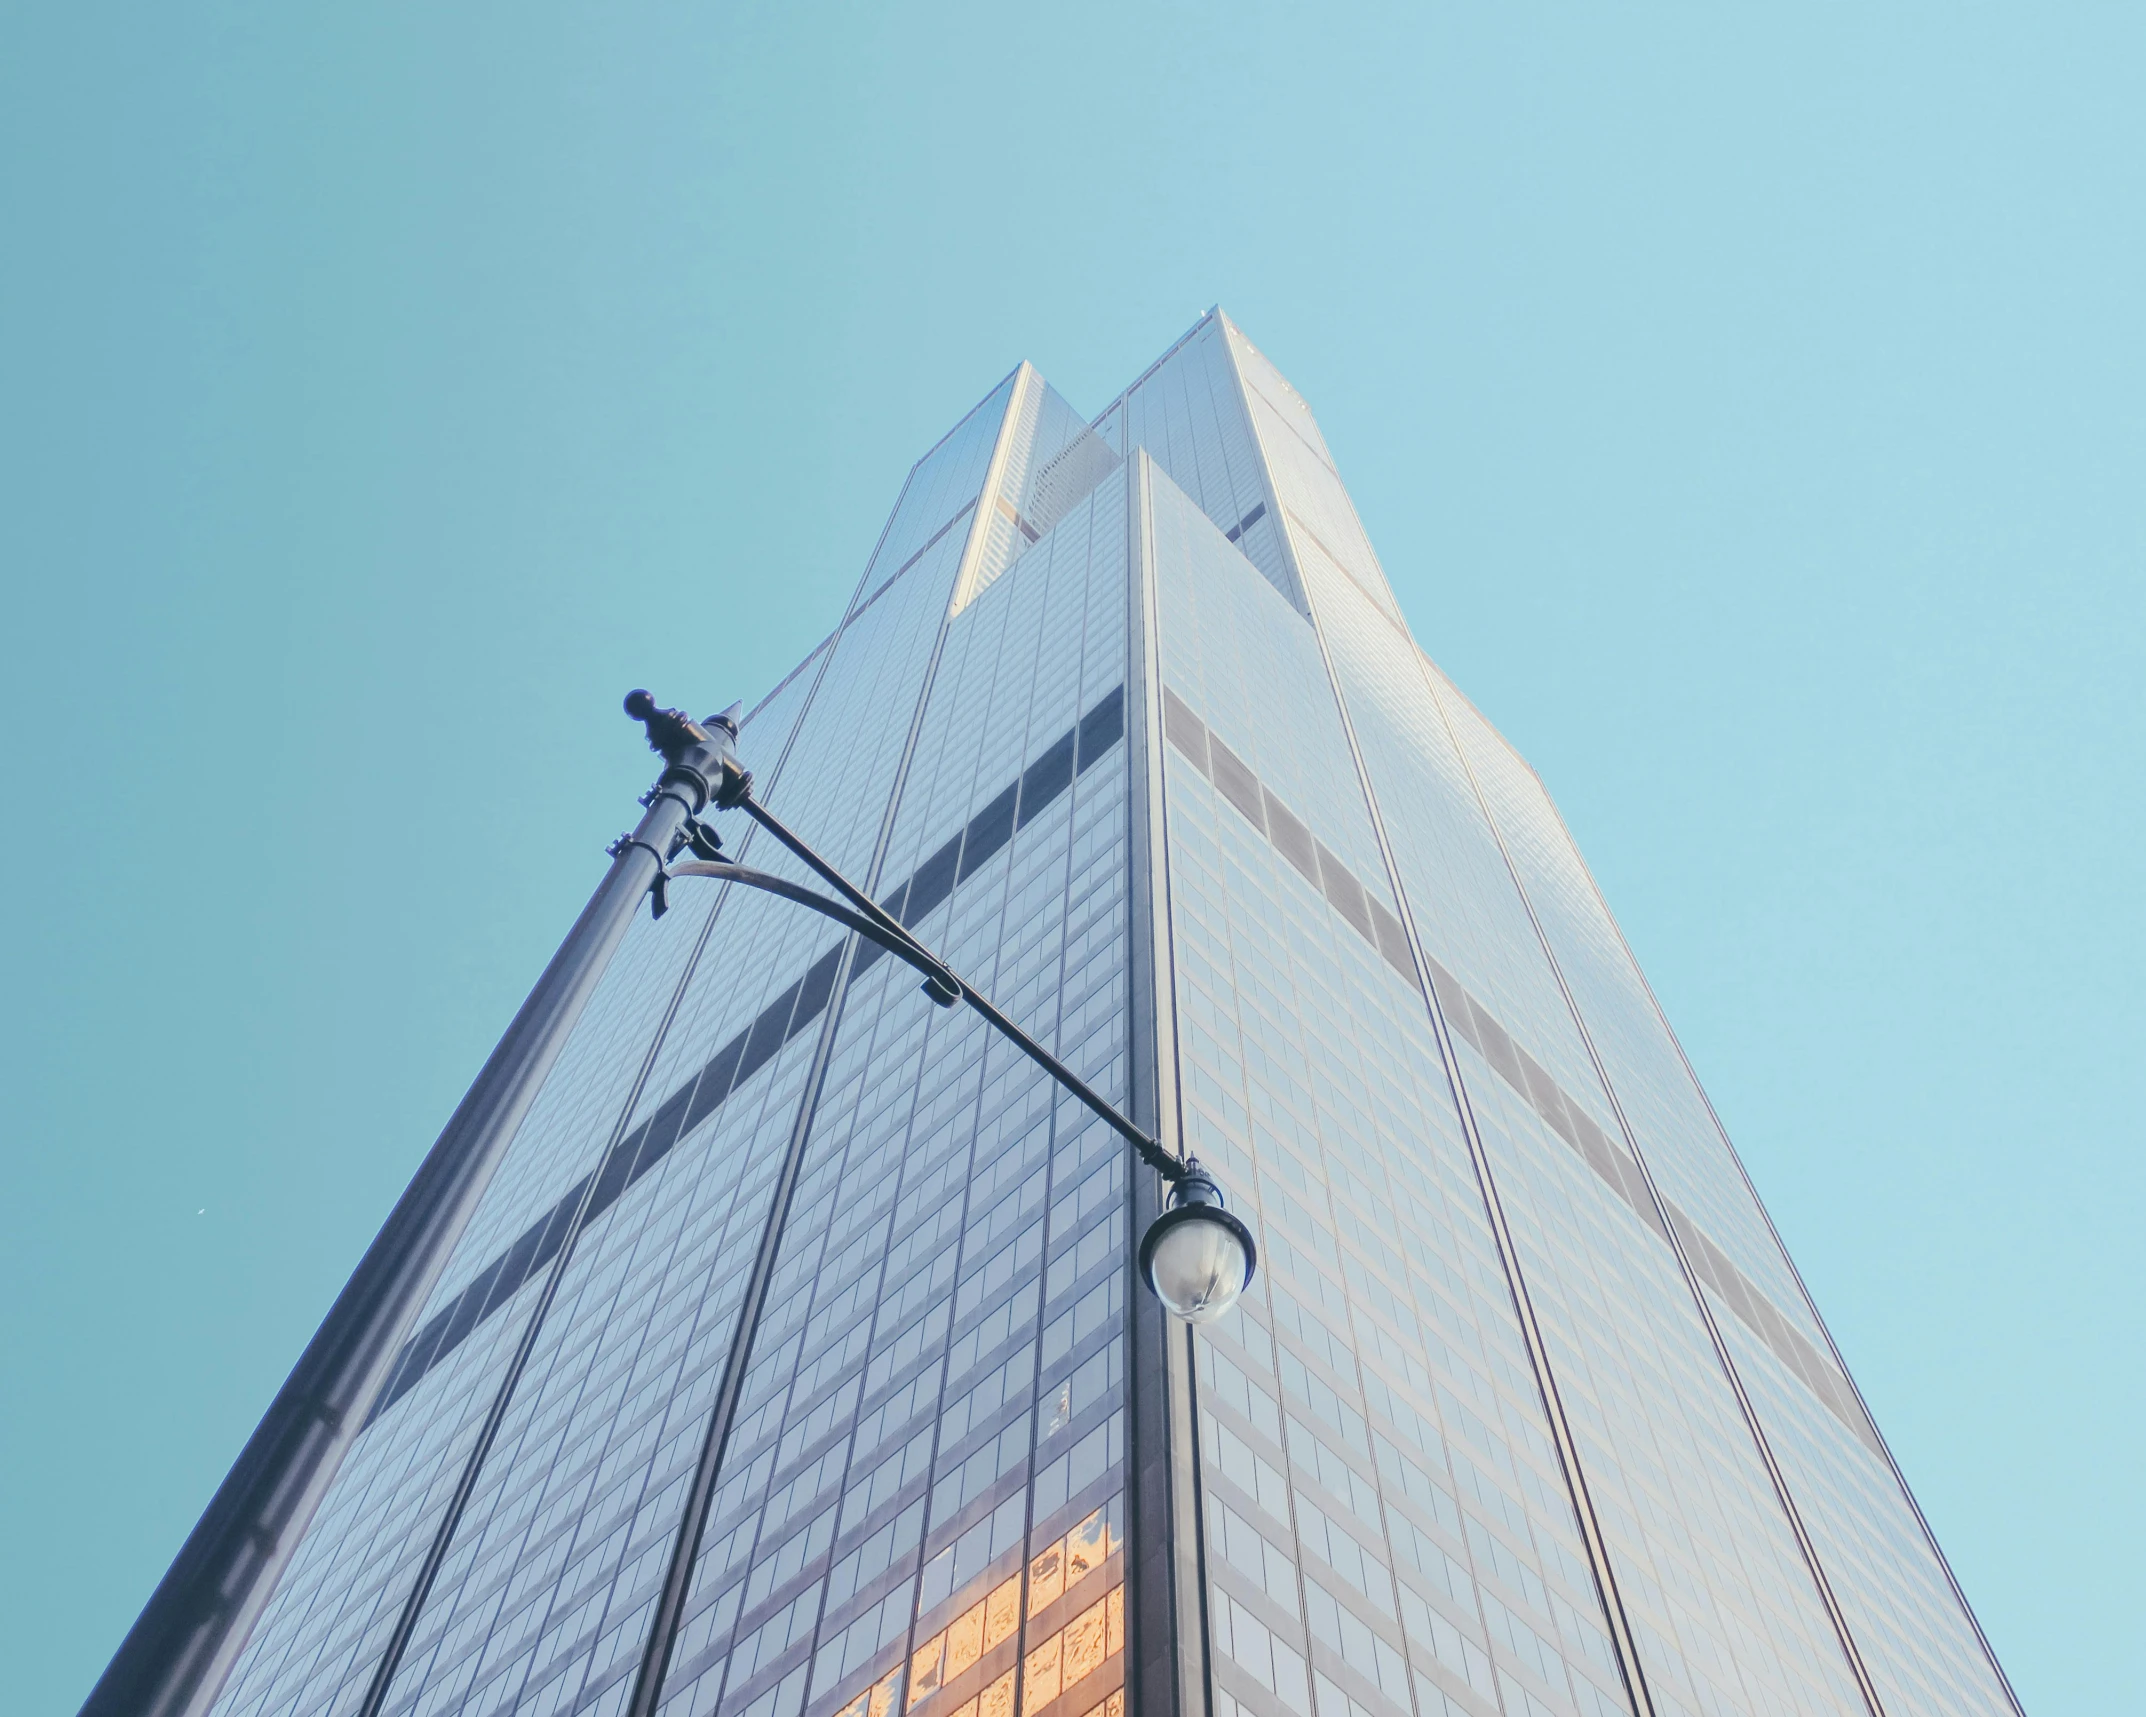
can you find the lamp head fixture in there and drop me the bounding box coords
[1139,1159,1256,1324]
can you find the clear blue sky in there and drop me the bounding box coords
[3,5,2137,1712]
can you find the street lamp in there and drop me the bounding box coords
[627,690,1258,1324]
[85,685,1260,1717]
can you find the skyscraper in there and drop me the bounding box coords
[123,313,2019,1717]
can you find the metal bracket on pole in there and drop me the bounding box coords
[606,837,675,917]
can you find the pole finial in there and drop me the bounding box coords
[624,690,714,765]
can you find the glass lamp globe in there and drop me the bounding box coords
[1139,1162,1257,1324]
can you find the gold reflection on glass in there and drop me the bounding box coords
[1064,1511,1111,1584]
[831,1664,905,1717]
[984,1576,1021,1651]
[909,1575,1022,1712]
[944,1602,986,1681]
[1062,1598,1110,1686]
[909,1636,943,1705]
[910,1503,1124,1717]
[1023,1631,1062,1713]
[1027,1544,1064,1617]
[1018,1588,1123,1717]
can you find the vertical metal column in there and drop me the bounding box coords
[1123,453,1210,1717]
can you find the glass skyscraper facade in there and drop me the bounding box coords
[184,314,2019,1717]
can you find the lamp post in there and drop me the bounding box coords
[643,688,1258,1318]
[86,688,1254,1717]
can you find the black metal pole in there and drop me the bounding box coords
[82,695,737,1717]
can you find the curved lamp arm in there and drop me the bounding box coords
[666,860,958,994]
[666,855,1186,1183]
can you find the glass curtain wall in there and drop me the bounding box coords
[179,313,2016,1717]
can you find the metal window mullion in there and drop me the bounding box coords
[1125,452,1211,1717]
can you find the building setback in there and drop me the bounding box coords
[166,313,2018,1717]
